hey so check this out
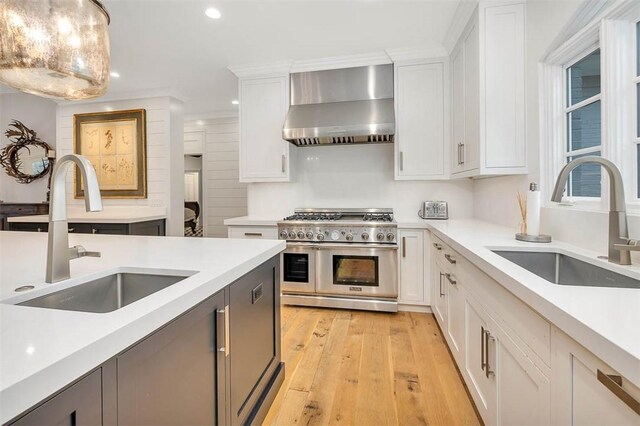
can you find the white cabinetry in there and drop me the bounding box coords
[238,75,291,183]
[398,229,428,305]
[184,130,204,155]
[394,59,447,180]
[451,2,526,177]
[228,225,278,240]
[552,329,640,425]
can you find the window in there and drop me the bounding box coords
[565,49,602,197]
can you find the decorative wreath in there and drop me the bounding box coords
[0,120,53,184]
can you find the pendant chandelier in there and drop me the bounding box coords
[0,0,111,100]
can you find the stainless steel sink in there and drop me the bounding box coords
[492,250,640,289]
[18,272,192,313]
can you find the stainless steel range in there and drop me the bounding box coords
[278,208,398,312]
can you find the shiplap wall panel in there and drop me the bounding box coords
[185,117,246,238]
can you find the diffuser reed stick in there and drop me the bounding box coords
[517,190,527,235]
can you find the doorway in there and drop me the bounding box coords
[184,155,203,237]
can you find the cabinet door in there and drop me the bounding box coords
[395,62,445,180]
[184,130,205,155]
[432,261,447,326]
[398,230,425,304]
[464,296,496,424]
[239,76,290,182]
[12,369,102,426]
[451,44,466,174]
[445,270,464,363]
[116,291,227,426]
[493,325,550,426]
[229,256,279,424]
[462,22,479,172]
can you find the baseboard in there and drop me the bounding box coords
[398,304,432,313]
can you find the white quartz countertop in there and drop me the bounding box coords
[0,231,285,424]
[425,219,640,387]
[8,207,167,224]
[224,216,279,227]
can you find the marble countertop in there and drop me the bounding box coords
[0,231,285,424]
[425,219,640,388]
[7,207,167,224]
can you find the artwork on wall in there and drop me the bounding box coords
[73,109,147,198]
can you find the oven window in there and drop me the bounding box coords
[283,253,309,283]
[333,255,379,287]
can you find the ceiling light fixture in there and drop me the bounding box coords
[231,100,239,105]
[0,0,111,100]
[110,71,120,78]
[205,7,222,19]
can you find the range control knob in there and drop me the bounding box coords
[331,231,340,241]
[361,232,369,241]
[377,232,385,241]
[387,233,395,241]
[317,233,325,241]
[280,231,288,239]
[297,231,305,239]
[346,233,354,241]
[306,231,314,239]
[288,231,297,239]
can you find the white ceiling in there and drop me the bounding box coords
[2,0,463,116]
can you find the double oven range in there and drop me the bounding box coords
[278,208,398,312]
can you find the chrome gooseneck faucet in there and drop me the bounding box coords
[46,154,103,283]
[551,156,639,265]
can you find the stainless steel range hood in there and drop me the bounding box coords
[282,64,395,147]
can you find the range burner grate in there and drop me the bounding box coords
[284,212,343,221]
[363,213,394,222]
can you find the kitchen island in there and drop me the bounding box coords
[0,231,286,425]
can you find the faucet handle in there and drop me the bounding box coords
[73,245,102,258]
[613,240,640,252]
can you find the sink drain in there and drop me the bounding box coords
[15,285,35,292]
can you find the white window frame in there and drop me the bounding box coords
[541,1,640,212]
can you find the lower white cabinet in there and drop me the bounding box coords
[432,257,447,325]
[444,266,464,363]
[398,229,427,305]
[552,329,640,425]
[228,226,278,240]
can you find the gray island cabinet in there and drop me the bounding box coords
[8,255,283,426]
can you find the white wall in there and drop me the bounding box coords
[185,117,247,238]
[56,96,184,235]
[0,93,57,203]
[473,0,583,229]
[247,143,475,221]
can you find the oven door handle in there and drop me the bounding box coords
[313,243,398,250]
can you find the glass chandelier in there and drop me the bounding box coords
[0,0,110,100]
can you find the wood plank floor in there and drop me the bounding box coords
[263,306,481,426]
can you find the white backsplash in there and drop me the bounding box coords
[247,143,475,222]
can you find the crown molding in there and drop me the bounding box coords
[184,110,239,122]
[443,0,478,54]
[54,87,186,106]
[385,46,448,62]
[289,51,391,73]
[228,60,293,78]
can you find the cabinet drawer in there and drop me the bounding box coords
[228,226,278,239]
[432,235,460,272]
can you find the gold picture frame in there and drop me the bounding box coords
[74,109,147,198]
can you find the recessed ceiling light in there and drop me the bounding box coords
[110,71,120,78]
[205,7,221,19]
[231,100,239,105]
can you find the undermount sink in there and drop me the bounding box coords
[492,250,640,290]
[18,271,194,313]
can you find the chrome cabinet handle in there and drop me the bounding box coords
[217,305,230,357]
[433,242,443,251]
[399,151,404,171]
[444,273,457,285]
[244,232,263,237]
[597,370,640,415]
[481,326,486,372]
[457,143,461,165]
[485,330,495,378]
[402,236,406,258]
[281,154,286,173]
[461,143,465,165]
[439,272,445,297]
[444,253,456,264]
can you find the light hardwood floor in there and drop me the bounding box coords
[263,306,481,426]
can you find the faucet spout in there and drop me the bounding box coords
[46,154,103,283]
[551,156,630,264]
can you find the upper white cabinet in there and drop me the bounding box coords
[238,75,291,183]
[451,1,527,177]
[184,130,204,155]
[394,59,448,180]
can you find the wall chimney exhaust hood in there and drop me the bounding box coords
[282,64,395,147]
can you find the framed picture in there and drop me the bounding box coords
[74,109,147,198]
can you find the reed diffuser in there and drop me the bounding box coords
[516,190,527,235]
